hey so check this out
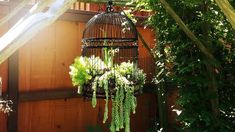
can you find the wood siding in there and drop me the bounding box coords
[0,4,9,132]
[17,20,156,132]
[0,3,157,131]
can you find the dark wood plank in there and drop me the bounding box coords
[7,51,19,132]
[19,83,156,102]
[19,88,81,102]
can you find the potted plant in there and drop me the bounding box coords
[69,48,146,132]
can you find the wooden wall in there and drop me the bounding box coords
[0,4,9,132]
[17,20,156,132]
[0,3,158,132]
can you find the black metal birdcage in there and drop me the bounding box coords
[81,0,139,98]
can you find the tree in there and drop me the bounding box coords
[136,0,235,131]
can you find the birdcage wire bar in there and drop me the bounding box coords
[81,1,140,98]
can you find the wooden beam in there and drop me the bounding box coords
[60,10,95,22]
[0,2,147,25]
[215,0,235,29]
[0,0,77,64]
[18,83,156,102]
[0,0,134,7]
[19,88,81,102]
[0,1,10,6]
[77,0,134,6]
[61,9,147,26]
[159,0,217,62]
[0,0,31,27]
[0,1,146,24]
[7,51,19,132]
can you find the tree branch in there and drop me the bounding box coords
[159,0,216,62]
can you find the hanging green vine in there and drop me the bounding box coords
[103,79,109,123]
[124,90,131,132]
[92,76,98,108]
[118,86,124,129]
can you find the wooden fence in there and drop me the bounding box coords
[0,2,158,132]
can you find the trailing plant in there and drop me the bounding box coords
[70,50,146,132]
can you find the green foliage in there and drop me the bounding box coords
[119,86,125,129]
[70,54,146,132]
[124,90,131,132]
[69,57,92,93]
[136,0,235,131]
[91,62,144,132]
[70,55,106,94]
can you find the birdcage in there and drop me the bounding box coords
[81,0,141,98]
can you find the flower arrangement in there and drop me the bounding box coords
[69,49,146,132]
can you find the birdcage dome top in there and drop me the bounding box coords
[82,11,138,44]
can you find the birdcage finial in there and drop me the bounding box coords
[106,0,113,12]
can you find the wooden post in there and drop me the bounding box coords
[7,51,19,132]
[157,81,168,131]
[215,0,235,29]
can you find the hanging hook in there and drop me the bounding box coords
[106,0,113,12]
